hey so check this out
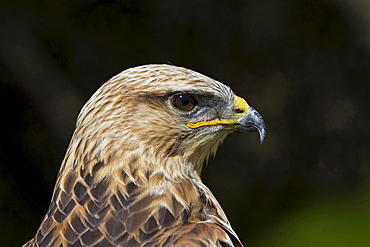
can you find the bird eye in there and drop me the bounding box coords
[171,94,197,112]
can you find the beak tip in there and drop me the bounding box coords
[259,129,266,144]
[235,106,266,144]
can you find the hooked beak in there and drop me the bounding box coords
[235,106,266,144]
[186,96,266,144]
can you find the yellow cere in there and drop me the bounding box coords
[233,96,248,115]
[186,96,249,129]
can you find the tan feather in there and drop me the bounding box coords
[24,64,266,247]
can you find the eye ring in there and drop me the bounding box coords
[171,94,197,112]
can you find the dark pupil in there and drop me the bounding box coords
[179,96,191,106]
[173,94,196,111]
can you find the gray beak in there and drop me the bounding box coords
[235,107,266,144]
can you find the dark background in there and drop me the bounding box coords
[1,0,369,246]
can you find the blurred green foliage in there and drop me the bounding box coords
[257,183,370,246]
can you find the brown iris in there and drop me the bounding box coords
[172,94,197,111]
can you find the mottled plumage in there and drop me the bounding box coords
[24,64,265,247]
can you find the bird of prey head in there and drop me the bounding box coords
[24,64,265,247]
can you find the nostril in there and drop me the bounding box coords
[235,108,244,114]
